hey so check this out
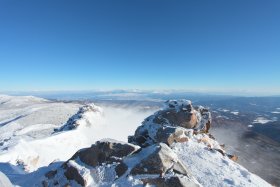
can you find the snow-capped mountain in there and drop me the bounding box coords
[0,95,272,186]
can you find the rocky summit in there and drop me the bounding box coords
[42,100,271,187]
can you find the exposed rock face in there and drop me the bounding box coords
[54,104,102,132]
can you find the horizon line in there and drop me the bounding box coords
[1,89,280,97]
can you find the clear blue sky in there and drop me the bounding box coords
[0,0,279,94]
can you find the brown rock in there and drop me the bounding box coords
[70,140,139,167]
[64,165,86,186]
[155,126,189,146]
[228,154,238,162]
[159,109,198,129]
[115,162,128,177]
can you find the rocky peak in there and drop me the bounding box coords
[128,100,211,147]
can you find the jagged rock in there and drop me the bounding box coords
[69,139,140,167]
[141,175,200,187]
[130,143,189,176]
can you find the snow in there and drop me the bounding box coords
[172,137,271,187]
[0,171,13,187]
[231,111,239,115]
[216,115,230,119]
[218,109,230,112]
[0,95,156,186]
[253,117,273,124]
[164,99,192,112]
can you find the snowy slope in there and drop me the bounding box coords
[173,136,270,187]
[0,95,156,186]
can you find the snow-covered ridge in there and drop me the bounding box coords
[0,101,104,173]
[42,99,270,187]
[55,104,103,132]
[0,96,272,186]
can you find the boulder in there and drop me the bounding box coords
[44,140,140,187]
[70,139,140,167]
[153,100,198,128]
[130,143,189,176]
[155,126,189,146]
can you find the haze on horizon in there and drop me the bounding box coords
[0,0,279,95]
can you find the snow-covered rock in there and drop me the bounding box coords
[42,140,200,187]
[54,104,103,132]
[128,100,211,147]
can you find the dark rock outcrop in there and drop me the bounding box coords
[69,139,140,167]
[64,164,87,186]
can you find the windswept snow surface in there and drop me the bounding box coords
[252,117,274,124]
[0,95,156,185]
[231,111,239,115]
[172,136,270,187]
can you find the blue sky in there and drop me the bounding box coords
[0,0,279,94]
